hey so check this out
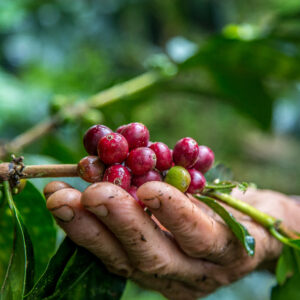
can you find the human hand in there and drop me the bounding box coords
[44,181,299,300]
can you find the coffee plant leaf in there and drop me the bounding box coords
[46,245,126,300]
[194,195,255,256]
[24,237,76,300]
[0,182,34,300]
[13,181,57,279]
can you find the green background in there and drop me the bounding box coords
[1,0,300,299]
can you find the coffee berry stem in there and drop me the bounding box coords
[0,163,79,182]
[208,191,299,239]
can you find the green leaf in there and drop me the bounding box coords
[238,182,249,193]
[287,239,300,250]
[194,195,255,256]
[24,237,76,300]
[205,163,233,182]
[180,37,282,129]
[0,181,35,300]
[13,181,57,279]
[46,246,126,300]
[0,196,14,285]
[275,246,299,285]
[26,238,126,300]
[271,272,300,300]
[272,247,300,300]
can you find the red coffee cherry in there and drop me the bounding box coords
[120,122,149,149]
[149,142,173,171]
[77,156,105,183]
[83,124,113,155]
[173,137,199,168]
[128,185,145,209]
[98,133,129,165]
[132,170,162,187]
[103,165,131,191]
[116,124,128,134]
[193,145,215,174]
[126,147,156,175]
[187,169,206,194]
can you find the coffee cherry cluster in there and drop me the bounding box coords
[78,122,215,200]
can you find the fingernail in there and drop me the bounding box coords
[90,204,109,217]
[143,197,160,209]
[51,205,74,222]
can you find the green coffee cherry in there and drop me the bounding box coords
[164,166,191,192]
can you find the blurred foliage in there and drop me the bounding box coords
[1,0,300,299]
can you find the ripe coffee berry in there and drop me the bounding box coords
[193,145,215,174]
[128,185,145,209]
[149,142,173,171]
[83,124,112,155]
[187,169,206,194]
[77,156,105,183]
[126,147,156,175]
[103,165,131,191]
[132,170,162,187]
[98,133,129,165]
[165,166,191,192]
[116,124,128,134]
[173,137,199,168]
[120,122,149,149]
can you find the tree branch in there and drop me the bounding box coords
[0,70,165,160]
[0,163,79,182]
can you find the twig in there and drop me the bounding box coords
[0,163,79,182]
[209,191,299,240]
[0,70,165,159]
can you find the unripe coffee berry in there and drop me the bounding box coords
[193,145,215,174]
[132,170,162,187]
[126,147,156,175]
[103,165,131,191]
[83,124,113,155]
[149,142,173,171]
[173,137,199,168]
[120,122,149,149]
[98,133,129,165]
[187,169,206,194]
[164,166,191,192]
[77,156,105,183]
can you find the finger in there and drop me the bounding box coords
[137,182,242,263]
[46,188,133,277]
[43,181,73,199]
[81,182,206,281]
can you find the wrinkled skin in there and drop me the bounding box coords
[44,182,300,300]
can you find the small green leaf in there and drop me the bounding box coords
[287,239,300,250]
[0,197,14,285]
[24,237,76,300]
[194,195,255,256]
[275,246,298,285]
[205,164,233,183]
[238,182,249,193]
[205,181,237,194]
[271,271,300,300]
[0,181,35,300]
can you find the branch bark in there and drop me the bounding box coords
[0,163,79,181]
[0,70,165,160]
